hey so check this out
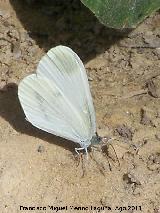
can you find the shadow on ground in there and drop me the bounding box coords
[9,0,131,62]
[3,0,131,153]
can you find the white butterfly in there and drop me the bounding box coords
[18,45,100,155]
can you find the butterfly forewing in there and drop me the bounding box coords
[18,46,96,146]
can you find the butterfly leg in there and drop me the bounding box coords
[101,137,120,170]
[75,147,85,155]
[75,147,88,159]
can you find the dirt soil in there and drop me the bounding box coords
[0,1,160,213]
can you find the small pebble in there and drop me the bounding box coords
[37,145,45,153]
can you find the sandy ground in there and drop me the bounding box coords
[0,1,160,213]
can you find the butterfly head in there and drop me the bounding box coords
[90,132,102,145]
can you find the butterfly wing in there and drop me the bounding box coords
[18,46,96,146]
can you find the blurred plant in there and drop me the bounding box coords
[81,0,160,29]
